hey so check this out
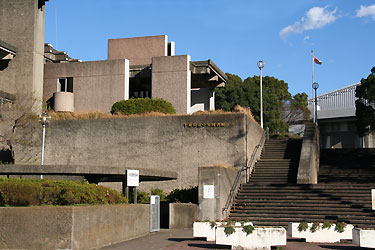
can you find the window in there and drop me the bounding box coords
[57,77,73,92]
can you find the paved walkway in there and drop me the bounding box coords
[100,229,365,250]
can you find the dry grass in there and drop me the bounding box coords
[48,105,258,122]
[49,111,172,120]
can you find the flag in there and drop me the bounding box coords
[313,56,322,65]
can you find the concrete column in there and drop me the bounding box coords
[124,59,130,100]
[198,166,238,221]
[209,89,215,111]
[151,55,191,114]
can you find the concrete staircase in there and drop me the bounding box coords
[229,138,375,228]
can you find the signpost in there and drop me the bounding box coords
[126,169,139,203]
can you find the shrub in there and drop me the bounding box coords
[166,186,198,204]
[111,98,176,115]
[137,191,150,204]
[0,178,127,206]
[151,188,166,201]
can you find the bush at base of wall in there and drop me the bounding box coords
[111,98,176,115]
[0,178,127,206]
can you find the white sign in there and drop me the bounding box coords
[203,185,214,199]
[372,189,375,210]
[151,196,156,205]
[127,169,139,187]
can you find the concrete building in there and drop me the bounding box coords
[308,83,374,148]
[43,35,227,114]
[0,0,49,112]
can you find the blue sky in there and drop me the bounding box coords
[45,0,375,98]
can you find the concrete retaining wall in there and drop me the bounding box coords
[13,113,263,192]
[0,204,149,250]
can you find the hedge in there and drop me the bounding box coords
[111,98,176,115]
[0,178,127,206]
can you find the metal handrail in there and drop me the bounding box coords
[222,131,266,216]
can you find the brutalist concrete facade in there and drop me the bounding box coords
[0,0,48,112]
[44,35,226,114]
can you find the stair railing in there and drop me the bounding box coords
[222,130,266,217]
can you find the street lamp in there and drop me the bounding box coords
[257,60,265,128]
[39,112,51,179]
[312,82,319,124]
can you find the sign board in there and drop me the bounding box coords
[151,196,156,205]
[372,189,375,210]
[203,185,214,199]
[127,169,139,187]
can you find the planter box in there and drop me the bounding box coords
[193,222,216,241]
[0,204,150,250]
[353,228,375,248]
[193,221,253,242]
[216,226,286,250]
[288,222,354,243]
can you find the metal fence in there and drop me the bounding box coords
[308,83,360,111]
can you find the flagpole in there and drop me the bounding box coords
[312,50,315,123]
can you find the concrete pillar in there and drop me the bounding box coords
[209,89,215,111]
[198,166,239,221]
[124,59,130,100]
[151,55,191,114]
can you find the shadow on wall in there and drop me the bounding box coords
[0,60,10,70]
[0,150,14,163]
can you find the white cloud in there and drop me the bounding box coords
[304,35,310,40]
[280,6,339,39]
[356,5,375,20]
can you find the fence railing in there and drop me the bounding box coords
[222,130,266,217]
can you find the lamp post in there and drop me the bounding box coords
[312,82,319,124]
[257,60,265,128]
[39,112,51,179]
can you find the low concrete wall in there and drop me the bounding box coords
[0,204,149,250]
[297,122,320,184]
[169,203,198,229]
[13,113,263,192]
[198,165,239,221]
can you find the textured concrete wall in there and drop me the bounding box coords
[0,0,46,111]
[108,35,167,65]
[14,113,263,192]
[152,55,191,114]
[0,204,149,250]
[169,203,198,229]
[44,59,128,113]
[198,166,239,221]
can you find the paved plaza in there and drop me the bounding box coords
[100,229,365,250]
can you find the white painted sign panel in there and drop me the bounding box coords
[151,196,156,205]
[203,185,214,199]
[127,169,139,187]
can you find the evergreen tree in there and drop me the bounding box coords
[355,67,375,136]
[216,73,309,134]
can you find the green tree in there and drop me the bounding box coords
[216,73,309,134]
[355,67,375,136]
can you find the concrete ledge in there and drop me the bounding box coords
[216,226,286,250]
[297,122,320,184]
[0,204,150,250]
[288,222,353,243]
[353,228,375,248]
